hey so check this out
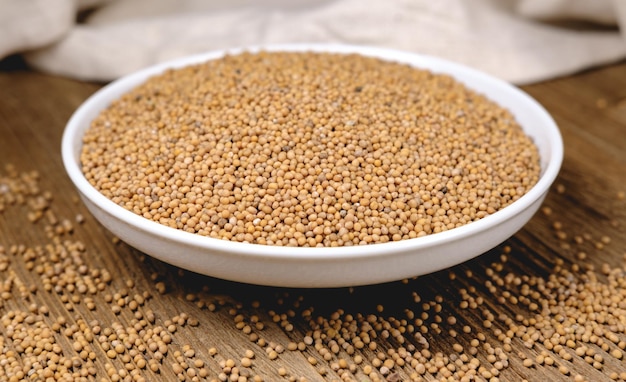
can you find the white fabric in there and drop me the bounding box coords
[2,0,625,84]
[0,0,74,56]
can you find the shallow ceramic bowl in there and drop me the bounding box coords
[62,43,563,288]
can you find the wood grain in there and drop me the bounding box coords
[0,56,625,382]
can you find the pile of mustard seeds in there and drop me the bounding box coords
[80,51,540,247]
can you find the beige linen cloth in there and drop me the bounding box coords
[1,0,625,84]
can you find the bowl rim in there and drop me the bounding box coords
[62,43,563,261]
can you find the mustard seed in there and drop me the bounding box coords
[241,357,252,367]
[81,51,540,247]
[611,349,623,360]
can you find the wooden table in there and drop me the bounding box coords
[1,55,625,382]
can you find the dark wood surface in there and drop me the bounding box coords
[1,56,625,382]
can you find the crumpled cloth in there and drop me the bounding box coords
[1,0,625,84]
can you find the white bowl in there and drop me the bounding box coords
[62,43,563,288]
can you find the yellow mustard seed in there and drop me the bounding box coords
[81,51,540,247]
[241,357,252,367]
[611,349,623,360]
